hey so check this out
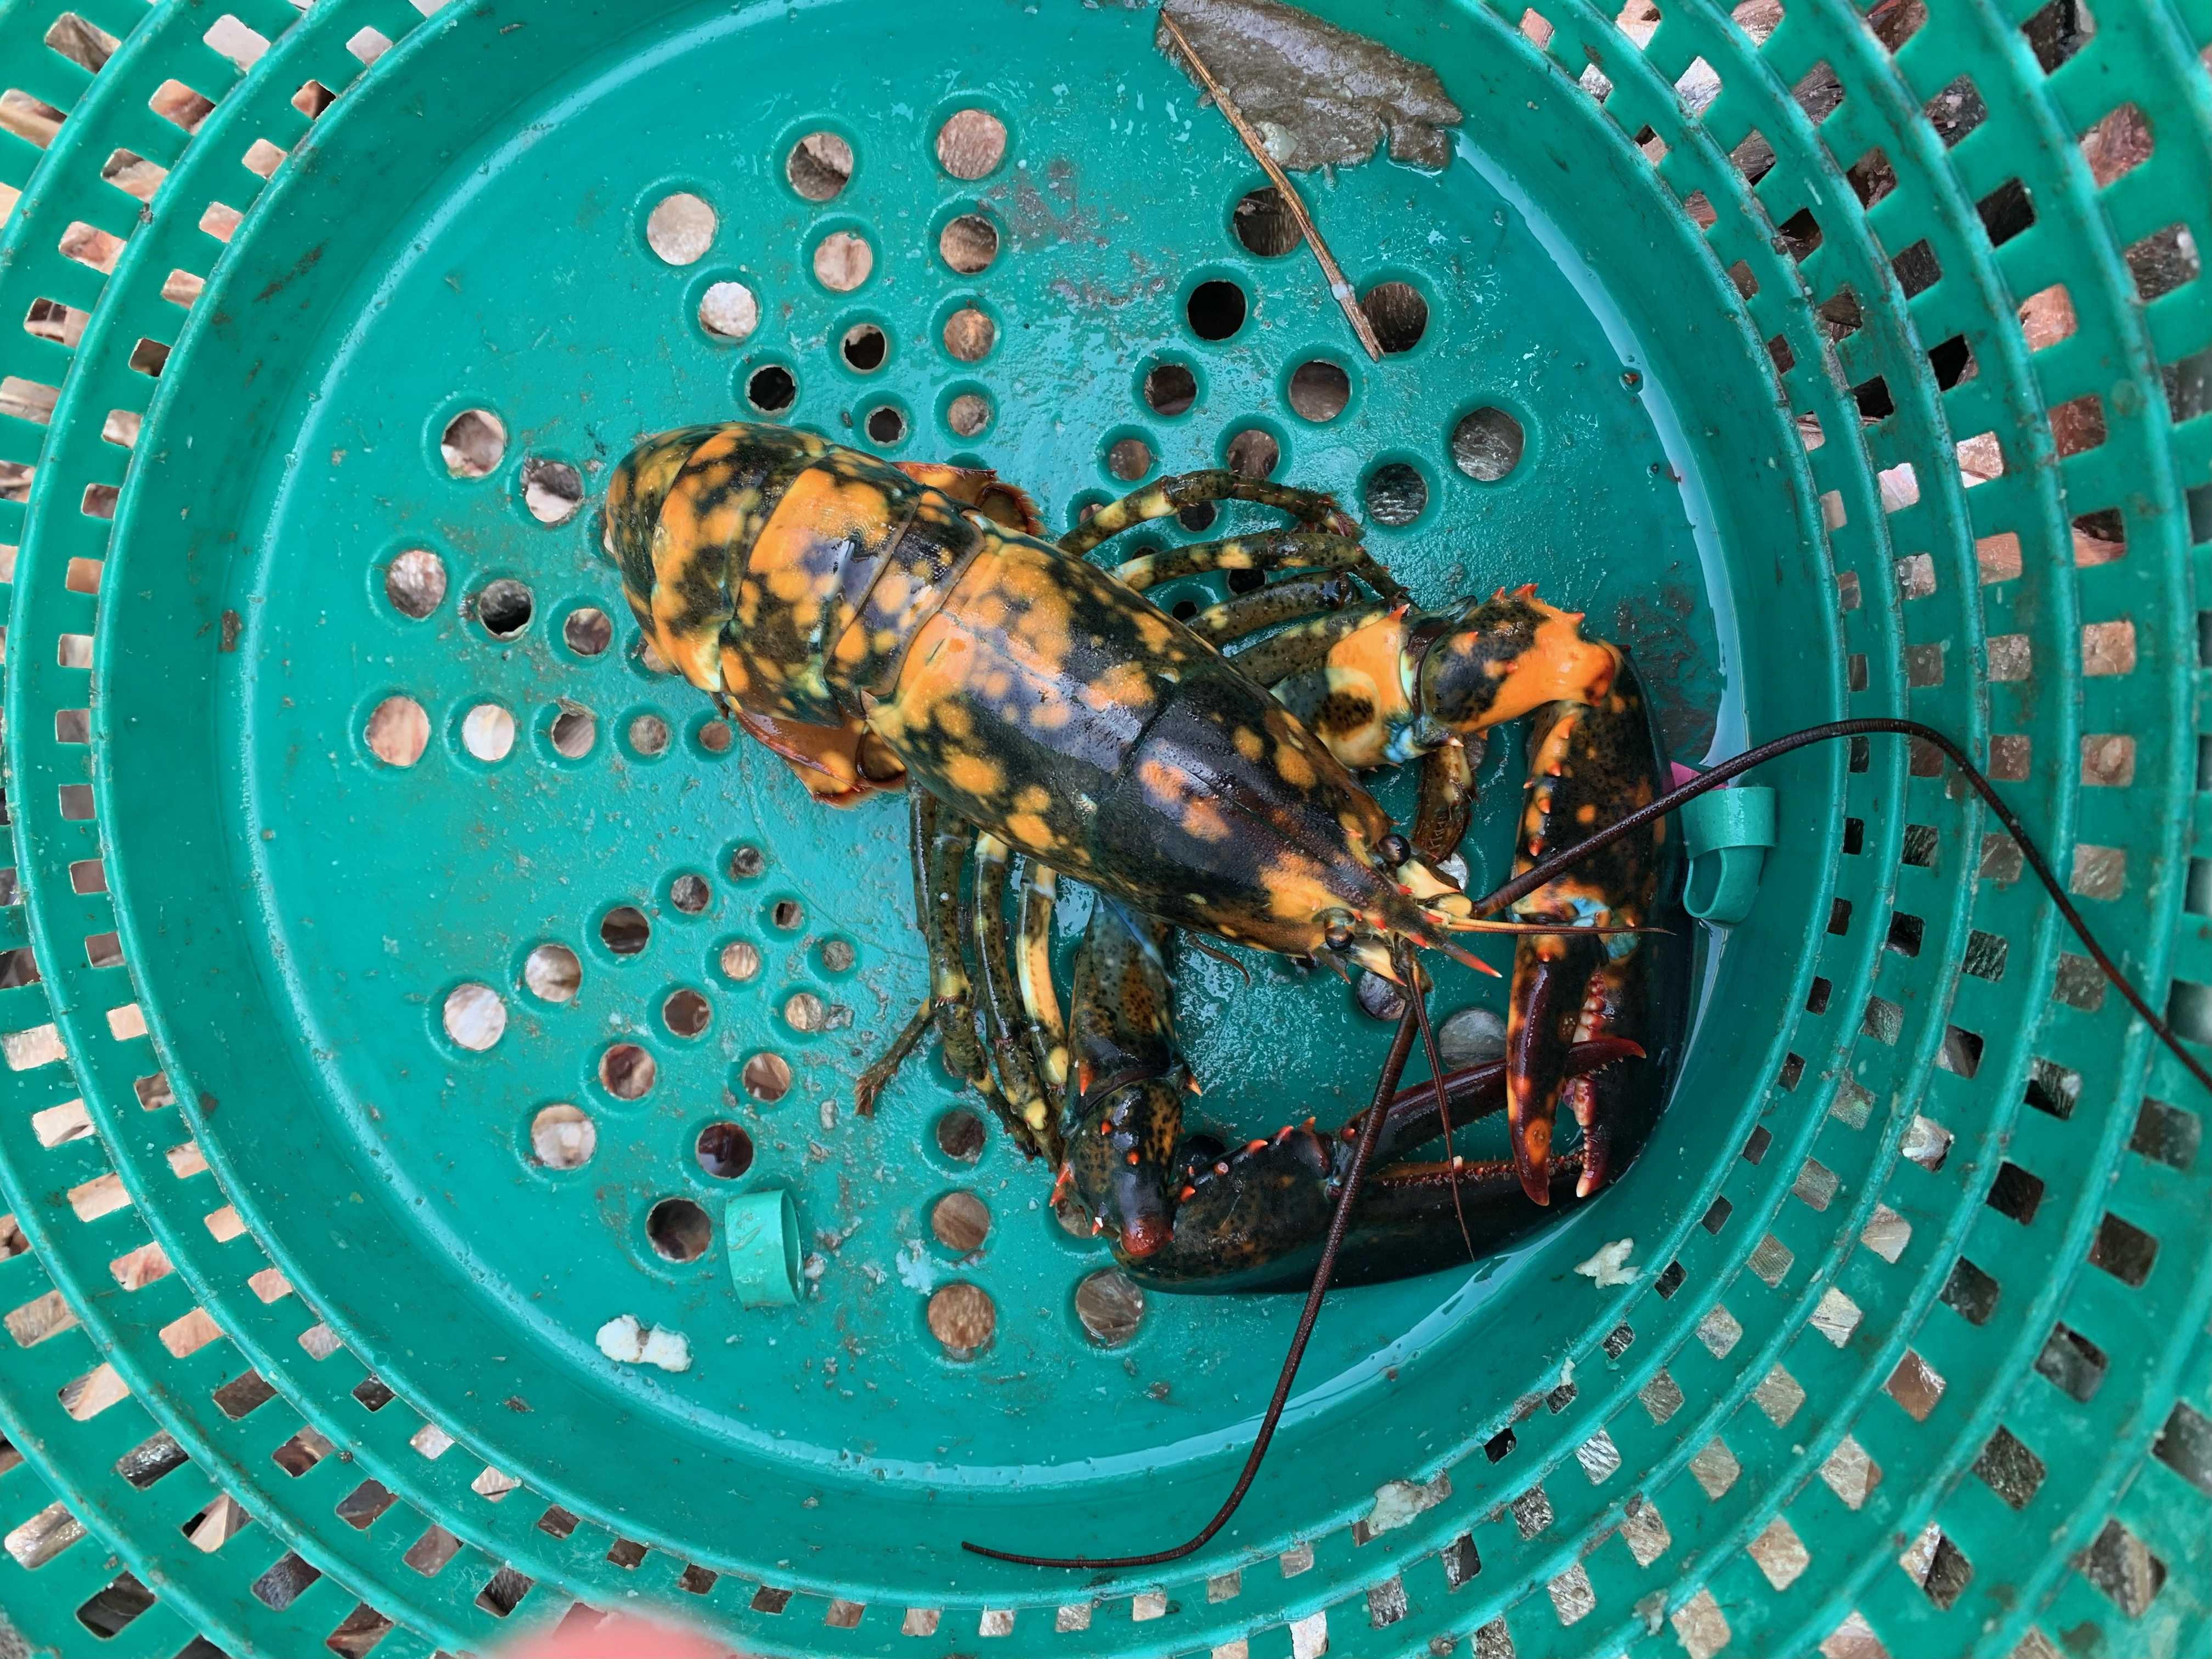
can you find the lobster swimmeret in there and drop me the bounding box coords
[607,421,1685,1287]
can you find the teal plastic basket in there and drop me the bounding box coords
[0,1,2207,1655]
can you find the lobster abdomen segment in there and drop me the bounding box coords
[874,531,1406,957]
[610,424,985,724]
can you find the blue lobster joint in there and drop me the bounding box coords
[1677,780,1778,927]
[725,1189,802,1309]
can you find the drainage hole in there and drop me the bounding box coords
[1231,185,1302,256]
[729,844,767,880]
[1177,501,1217,532]
[935,1108,985,1163]
[942,307,994,362]
[696,717,733,754]
[1075,1269,1146,1347]
[1225,427,1279,479]
[461,703,515,763]
[562,606,612,657]
[1186,279,1247,341]
[530,1104,595,1169]
[646,1197,713,1262]
[474,578,533,639]
[1364,461,1429,527]
[439,408,505,478]
[383,549,446,618]
[864,405,905,444]
[1171,598,1199,620]
[521,458,583,526]
[697,280,759,341]
[784,991,826,1034]
[523,944,581,1003]
[935,108,1006,179]
[1227,566,1266,594]
[786,131,853,201]
[549,703,595,758]
[600,906,650,956]
[927,1282,995,1358]
[817,938,855,974]
[939,214,998,275]
[840,323,887,371]
[770,898,803,931]
[747,364,797,413]
[1451,406,1525,482]
[669,873,710,914]
[627,713,670,757]
[931,1190,990,1253]
[1107,436,1153,482]
[1288,359,1350,422]
[814,230,873,292]
[742,1051,792,1103]
[663,988,712,1038]
[945,393,991,438]
[365,697,428,767]
[1143,361,1196,417]
[645,191,716,266]
[442,983,505,1051]
[695,1120,754,1179]
[1358,280,1428,353]
[719,941,762,983]
[600,1043,656,1101]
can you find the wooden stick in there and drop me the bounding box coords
[1159,8,1385,362]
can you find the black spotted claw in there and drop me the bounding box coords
[1503,653,1678,1204]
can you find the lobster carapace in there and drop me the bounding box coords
[607,421,1684,1279]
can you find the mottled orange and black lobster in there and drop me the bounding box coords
[605,421,2203,1570]
[606,421,1684,1292]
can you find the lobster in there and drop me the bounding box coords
[606,421,1683,1269]
[606,421,2207,1570]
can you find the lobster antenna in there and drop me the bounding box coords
[1409,953,1474,1260]
[1476,716,2212,1103]
[961,958,1424,1570]
[1186,933,1252,984]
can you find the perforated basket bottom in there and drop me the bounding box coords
[104,0,1737,1556]
[1,0,2208,1656]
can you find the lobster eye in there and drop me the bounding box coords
[1320,910,1357,951]
[1378,832,1412,867]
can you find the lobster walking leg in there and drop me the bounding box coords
[1059,469,1359,555]
[972,834,1058,1160]
[1015,861,1069,1091]
[853,1002,933,1117]
[854,792,1035,1144]
[1187,576,1364,647]
[1224,605,1392,685]
[1110,530,1369,592]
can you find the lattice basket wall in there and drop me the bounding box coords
[0,1,2207,1657]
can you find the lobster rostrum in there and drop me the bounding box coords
[607,421,1683,1272]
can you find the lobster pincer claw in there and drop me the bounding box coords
[1056,898,1193,1258]
[1503,652,1684,1205]
[1126,1039,1643,1291]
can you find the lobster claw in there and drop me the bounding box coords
[1503,654,1673,1205]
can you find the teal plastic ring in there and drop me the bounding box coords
[725,1188,802,1308]
[1678,784,1777,927]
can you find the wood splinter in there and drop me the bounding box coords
[1159,8,1386,363]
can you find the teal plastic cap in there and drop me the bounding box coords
[725,1188,801,1309]
[1678,785,1777,927]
